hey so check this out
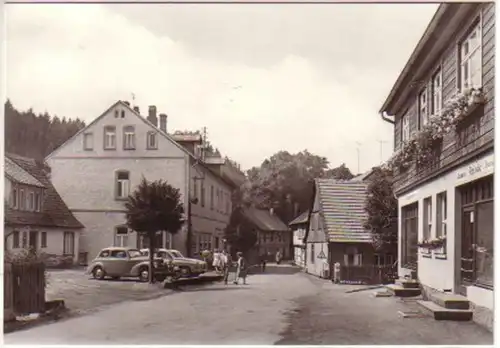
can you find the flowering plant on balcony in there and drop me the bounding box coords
[386,138,417,171]
[417,235,446,249]
[435,87,485,131]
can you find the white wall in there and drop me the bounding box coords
[306,242,329,277]
[398,151,494,293]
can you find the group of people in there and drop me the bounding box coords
[212,250,248,285]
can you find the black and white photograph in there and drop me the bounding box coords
[1,0,495,345]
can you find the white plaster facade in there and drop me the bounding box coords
[398,150,494,310]
[45,101,232,263]
[292,226,306,268]
[305,192,329,278]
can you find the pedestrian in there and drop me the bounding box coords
[260,252,267,272]
[212,249,222,273]
[275,250,282,265]
[233,252,248,285]
[221,250,232,285]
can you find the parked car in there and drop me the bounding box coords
[86,247,176,282]
[140,248,207,277]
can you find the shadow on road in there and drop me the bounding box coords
[179,286,249,293]
[249,266,301,276]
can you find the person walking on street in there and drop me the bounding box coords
[260,252,267,272]
[221,250,232,285]
[275,250,282,265]
[212,249,222,273]
[233,252,247,285]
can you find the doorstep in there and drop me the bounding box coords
[428,292,470,310]
[417,300,473,321]
[385,284,421,297]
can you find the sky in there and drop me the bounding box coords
[5,3,439,173]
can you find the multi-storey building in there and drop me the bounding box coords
[289,210,309,268]
[45,101,240,263]
[379,3,494,326]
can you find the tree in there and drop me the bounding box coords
[363,166,398,252]
[125,177,185,283]
[325,163,355,181]
[224,208,258,256]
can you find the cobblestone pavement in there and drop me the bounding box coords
[5,267,493,345]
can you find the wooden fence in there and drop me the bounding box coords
[4,261,46,319]
[339,265,397,285]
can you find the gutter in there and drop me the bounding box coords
[380,112,395,125]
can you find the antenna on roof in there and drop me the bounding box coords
[131,93,136,107]
[201,126,207,161]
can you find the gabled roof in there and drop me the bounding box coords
[316,179,371,243]
[5,157,45,188]
[5,153,84,229]
[350,169,375,182]
[289,210,309,226]
[45,100,236,189]
[241,207,288,232]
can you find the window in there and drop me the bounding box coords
[192,178,198,203]
[436,192,447,238]
[63,232,75,255]
[11,187,18,209]
[34,192,41,212]
[210,185,214,210]
[28,191,35,211]
[12,231,20,248]
[104,126,116,150]
[115,171,130,199]
[310,244,315,263]
[423,197,432,241]
[225,193,230,214]
[114,226,129,247]
[19,189,25,210]
[41,232,47,248]
[401,114,410,143]
[114,110,119,118]
[121,110,125,118]
[200,182,206,207]
[123,126,136,150]
[418,88,428,128]
[459,23,482,91]
[431,70,443,116]
[216,188,220,211]
[83,132,94,150]
[147,131,158,150]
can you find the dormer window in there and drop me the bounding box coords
[147,131,158,150]
[28,191,35,211]
[123,126,136,150]
[11,187,18,209]
[35,192,42,212]
[19,189,25,210]
[104,126,116,150]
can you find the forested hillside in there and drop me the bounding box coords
[5,100,86,160]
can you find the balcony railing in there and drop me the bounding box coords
[394,113,494,193]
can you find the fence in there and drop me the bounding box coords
[339,265,397,285]
[4,261,46,319]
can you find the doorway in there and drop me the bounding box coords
[401,202,419,272]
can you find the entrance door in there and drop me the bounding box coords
[29,231,38,251]
[459,208,475,294]
[401,203,419,272]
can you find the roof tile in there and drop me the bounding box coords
[242,207,288,231]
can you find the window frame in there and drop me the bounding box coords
[210,185,214,210]
[123,125,136,150]
[115,170,131,200]
[200,181,206,207]
[401,114,410,143]
[41,231,47,248]
[103,126,117,150]
[423,197,433,241]
[34,191,42,212]
[418,87,429,129]
[436,191,447,238]
[114,226,129,247]
[146,131,158,150]
[192,178,198,204]
[310,243,315,263]
[83,132,94,151]
[11,187,18,209]
[63,231,75,256]
[19,189,25,210]
[431,68,443,116]
[12,231,20,248]
[459,21,482,91]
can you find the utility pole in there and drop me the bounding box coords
[355,142,361,174]
[378,140,389,163]
[201,126,207,161]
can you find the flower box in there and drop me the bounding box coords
[417,236,446,250]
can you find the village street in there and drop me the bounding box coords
[5,264,493,345]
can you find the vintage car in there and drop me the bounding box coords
[86,247,177,282]
[140,248,207,277]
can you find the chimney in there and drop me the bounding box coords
[148,105,158,127]
[124,101,130,107]
[159,113,168,133]
[270,208,274,215]
[133,106,140,114]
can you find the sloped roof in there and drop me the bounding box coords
[5,157,45,188]
[170,133,202,142]
[350,169,375,182]
[316,179,371,243]
[289,210,309,226]
[241,207,288,232]
[4,153,83,229]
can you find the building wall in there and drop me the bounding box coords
[305,191,328,277]
[398,150,493,308]
[4,225,81,264]
[294,247,306,268]
[256,231,291,260]
[328,243,375,267]
[293,224,307,267]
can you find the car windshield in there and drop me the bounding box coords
[128,250,142,258]
[171,251,183,258]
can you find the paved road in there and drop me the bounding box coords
[5,266,493,345]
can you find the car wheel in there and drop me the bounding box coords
[180,267,192,277]
[139,267,150,282]
[92,266,106,280]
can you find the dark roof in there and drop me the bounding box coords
[350,169,375,182]
[5,157,45,188]
[5,153,84,229]
[316,179,371,243]
[241,207,288,232]
[289,210,309,226]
